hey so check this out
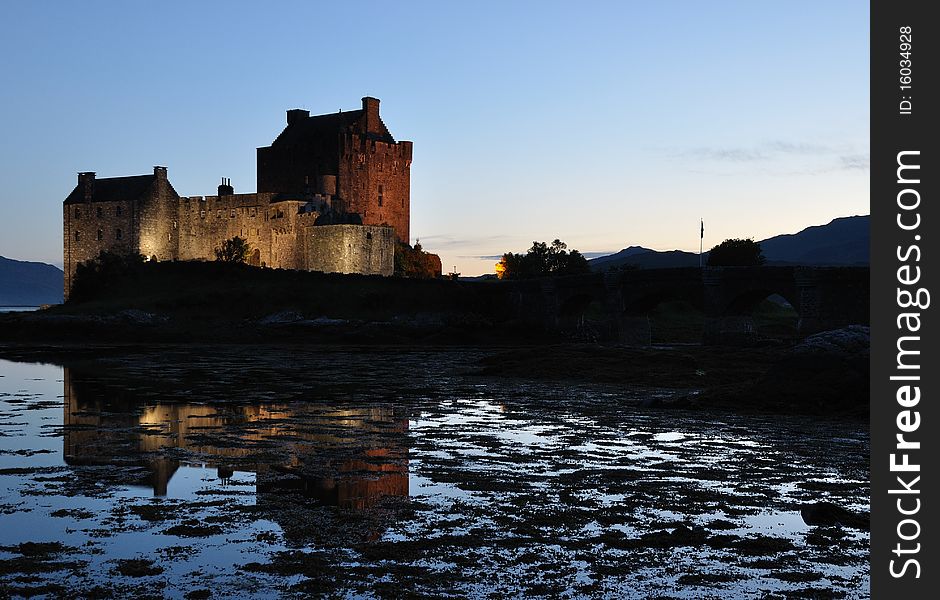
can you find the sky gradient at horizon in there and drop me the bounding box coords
[0,1,869,275]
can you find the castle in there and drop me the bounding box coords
[63,97,422,298]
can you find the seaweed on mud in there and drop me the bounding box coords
[112,558,164,577]
[731,535,796,556]
[162,521,224,538]
[0,542,76,558]
[676,571,739,585]
[241,550,331,577]
[129,501,183,522]
[50,508,95,519]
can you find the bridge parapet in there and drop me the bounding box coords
[503,266,868,346]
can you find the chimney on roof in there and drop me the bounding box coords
[218,177,234,196]
[78,172,95,201]
[154,166,167,180]
[318,175,336,196]
[362,96,380,133]
[287,109,309,125]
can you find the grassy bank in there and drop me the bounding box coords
[0,261,538,344]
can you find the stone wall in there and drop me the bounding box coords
[338,136,412,243]
[137,167,181,262]
[177,192,282,266]
[303,225,395,276]
[63,199,135,299]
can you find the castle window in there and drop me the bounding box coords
[116,205,123,217]
[217,210,222,218]
[378,185,383,207]
[230,210,235,218]
[366,232,373,240]
[96,229,103,241]
[74,208,81,219]
[74,231,81,241]
[200,210,206,219]
[96,206,103,218]
[116,228,123,240]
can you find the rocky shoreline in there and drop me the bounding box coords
[0,324,869,418]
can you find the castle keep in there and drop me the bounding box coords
[63,97,414,298]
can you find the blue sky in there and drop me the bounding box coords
[0,1,869,275]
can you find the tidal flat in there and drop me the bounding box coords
[0,346,868,598]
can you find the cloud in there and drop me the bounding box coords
[763,140,834,155]
[677,140,838,163]
[680,147,766,162]
[666,139,870,177]
[464,251,613,261]
[415,234,520,248]
[464,255,504,261]
[839,154,870,170]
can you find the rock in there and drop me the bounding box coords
[800,501,869,530]
[116,309,167,325]
[751,326,870,416]
[791,325,870,358]
[306,317,347,326]
[259,310,305,325]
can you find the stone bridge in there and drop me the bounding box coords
[504,266,869,345]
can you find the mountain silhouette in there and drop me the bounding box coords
[0,256,64,305]
[589,215,869,271]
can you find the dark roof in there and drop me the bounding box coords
[64,174,156,204]
[271,109,395,145]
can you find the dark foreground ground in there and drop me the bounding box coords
[0,344,869,598]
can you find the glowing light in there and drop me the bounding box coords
[495,257,507,279]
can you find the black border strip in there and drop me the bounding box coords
[872,0,936,595]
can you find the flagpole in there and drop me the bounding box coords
[699,219,703,268]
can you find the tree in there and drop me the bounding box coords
[707,238,765,266]
[496,239,590,279]
[69,250,145,303]
[215,236,251,263]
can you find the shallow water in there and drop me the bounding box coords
[0,349,869,598]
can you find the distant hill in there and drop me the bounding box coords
[589,247,701,271]
[759,215,869,266]
[589,215,869,271]
[0,256,64,305]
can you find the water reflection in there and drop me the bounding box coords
[0,352,870,598]
[62,367,409,506]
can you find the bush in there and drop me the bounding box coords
[215,236,251,263]
[69,250,145,303]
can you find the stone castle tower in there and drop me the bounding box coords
[258,97,412,243]
[63,97,420,298]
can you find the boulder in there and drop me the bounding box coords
[800,501,870,530]
[750,326,869,415]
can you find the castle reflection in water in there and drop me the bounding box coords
[61,367,409,508]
